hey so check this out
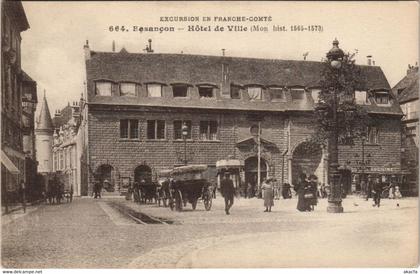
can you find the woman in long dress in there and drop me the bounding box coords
[261,178,274,212]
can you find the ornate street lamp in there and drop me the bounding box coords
[182,122,189,165]
[326,38,345,213]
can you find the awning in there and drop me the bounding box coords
[3,146,25,160]
[1,150,20,174]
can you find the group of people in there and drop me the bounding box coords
[364,176,402,207]
[219,173,278,214]
[45,175,73,204]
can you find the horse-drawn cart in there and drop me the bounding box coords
[169,165,213,211]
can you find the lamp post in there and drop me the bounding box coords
[182,122,189,165]
[326,39,344,213]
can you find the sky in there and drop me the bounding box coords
[20,1,418,115]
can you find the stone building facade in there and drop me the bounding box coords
[52,101,83,196]
[82,40,404,196]
[392,63,419,195]
[1,1,31,204]
[21,71,40,201]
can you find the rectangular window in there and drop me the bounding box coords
[120,119,139,139]
[198,86,214,98]
[368,126,379,144]
[291,89,305,100]
[174,120,192,139]
[147,120,165,139]
[200,121,218,140]
[173,85,188,97]
[375,93,389,105]
[406,126,417,137]
[270,88,285,101]
[95,82,112,96]
[147,84,162,97]
[129,119,139,139]
[120,83,136,96]
[120,120,128,139]
[247,87,262,100]
[230,85,241,99]
[59,151,63,170]
[355,90,368,104]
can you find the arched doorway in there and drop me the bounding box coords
[95,164,115,192]
[134,165,152,184]
[292,142,322,186]
[244,156,268,198]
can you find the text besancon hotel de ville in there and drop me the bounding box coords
[79,39,405,197]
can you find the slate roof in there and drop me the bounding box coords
[85,51,402,116]
[36,94,54,132]
[392,69,419,104]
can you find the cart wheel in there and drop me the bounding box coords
[175,190,183,211]
[204,191,212,211]
[191,198,198,210]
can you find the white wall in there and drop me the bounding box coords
[36,134,53,173]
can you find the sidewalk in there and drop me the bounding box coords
[1,204,41,226]
[128,196,418,268]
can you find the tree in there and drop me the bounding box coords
[312,52,373,147]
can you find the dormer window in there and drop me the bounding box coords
[269,87,285,101]
[198,86,214,98]
[95,81,112,96]
[120,83,136,97]
[375,93,390,105]
[247,86,262,100]
[147,84,162,97]
[290,88,305,100]
[311,89,321,103]
[355,90,369,105]
[230,85,241,99]
[173,85,188,97]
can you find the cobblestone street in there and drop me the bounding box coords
[1,196,418,268]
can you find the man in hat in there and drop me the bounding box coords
[220,172,235,215]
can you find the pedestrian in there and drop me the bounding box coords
[220,172,235,215]
[372,178,383,207]
[133,181,140,203]
[365,175,373,201]
[261,178,274,212]
[394,185,402,207]
[19,179,26,213]
[282,182,292,199]
[247,183,253,198]
[69,184,74,203]
[296,174,311,212]
[93,180,100,199]
[308,175,318,211]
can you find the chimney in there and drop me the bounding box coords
[366,55,372,66]
[407,63,419,75]
[84,40,91,60]
[222,49,226,56]
[55,109,62,118]
[144,39,154,53]
[112,40,115,52]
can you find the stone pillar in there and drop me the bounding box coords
[287,154,293,185]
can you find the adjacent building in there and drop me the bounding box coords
[52,101,83,196]
[81,40,405,196]
[21,71,40,200]
[392,63,419,195]
[1,1,31,205]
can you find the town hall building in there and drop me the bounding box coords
[80,40,405,196]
